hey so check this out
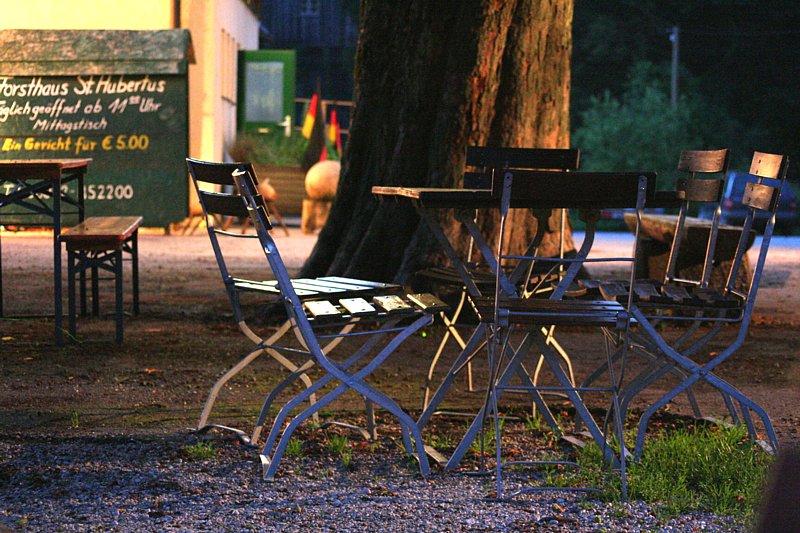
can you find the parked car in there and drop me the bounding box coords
[698,171,797,235]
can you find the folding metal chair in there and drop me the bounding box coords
[221,164,444,479]
[473,169,652,500]
[188,159,437,450]
[628,151,788,457]
[418,146,580,410]
[581,149,731,422]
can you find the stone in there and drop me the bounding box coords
[305,160,340,201]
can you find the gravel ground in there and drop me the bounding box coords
[0,433,747,532]
[2,229,795,531]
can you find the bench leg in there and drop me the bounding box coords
[114,249,123,344]
[79,252,88,317]
[67,250,77,339]
[131,230,139,316]
[91,259,100,318]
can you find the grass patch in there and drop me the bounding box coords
[566,423,772,520]
[284,437,304,458]
[469,416,506,457]
[428,432,455,450]
[326,434,353,468]
[182,441,216,461]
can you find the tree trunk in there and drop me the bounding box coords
[301,0,574,283]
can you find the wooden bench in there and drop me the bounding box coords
[61,216,143,344]
[624,212,755,288]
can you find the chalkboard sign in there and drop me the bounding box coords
[0,30,191,227]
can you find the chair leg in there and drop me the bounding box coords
[262,316,433,479]
[417,326,487,430]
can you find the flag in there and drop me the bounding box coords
[328,108,342,156]
[302,93,328,171]
[301,93,318,139]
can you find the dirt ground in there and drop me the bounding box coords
[0,227,798,452]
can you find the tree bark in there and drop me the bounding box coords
[301,0,574,283]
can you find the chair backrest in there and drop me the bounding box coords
[495,169,651,303]
[186,158,271,323]
[464,146,582,271]
[230,167,318,334]
[497,170,655,208]
[664,148,730,287]
[724,151,789,313]
[465,146,580,191]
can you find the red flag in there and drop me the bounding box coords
[302,93,327,170]
[301,93,318,139]
[328,109,342,156]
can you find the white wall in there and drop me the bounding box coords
[184,0,259,163]
[0,0,261,163]
[0,0,261,217]
[0,0,174,29]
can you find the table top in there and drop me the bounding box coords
[0,158,92,169]
[373,177,682,210]
[372,186,497,208]
[0,158,92,181]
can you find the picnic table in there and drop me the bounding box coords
[0,158,90,344]
[625,212,754,286]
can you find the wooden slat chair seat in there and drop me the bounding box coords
[473,297,634,327]
[187,158,446,480]
[61,215,142,344]
[584,278,746,310]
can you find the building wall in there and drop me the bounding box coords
[0,0,260,162]
[0,0,260,217]
[0,0,174,29]
[184,0,259,162]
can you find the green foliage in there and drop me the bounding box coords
[326,434,353,468]
[572,1,800,163]
[524,413,546,433]
[469,416,506,457]
[428,432,454,450]
[573,61,751,189]
[229,131,310,166]
[285,437,304,458]
[182,441,216,461]
[569,423,772,521]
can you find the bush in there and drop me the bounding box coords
[228,131,310,166]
